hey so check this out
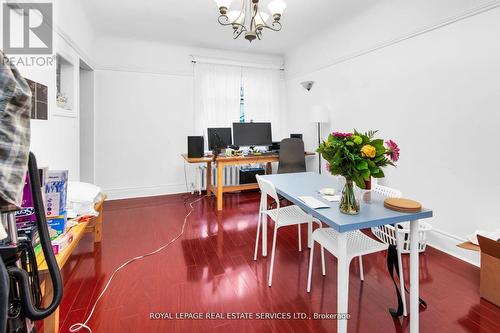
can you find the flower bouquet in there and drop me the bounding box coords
[317,130,400,215]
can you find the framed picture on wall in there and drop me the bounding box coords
[24,78,48,120]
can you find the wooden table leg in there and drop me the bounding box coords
[217,163,224,211]
[266,162,272,174]
[94,209,103,243]
[206,161,212,196]
[41,272,59,333]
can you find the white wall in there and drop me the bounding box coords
[93,36,284,199]
[79,64,95,183]
[29,33,81,180]
[0,1,93,181]
[284,1,500,266]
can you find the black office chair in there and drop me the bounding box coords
[277,138,306,174]
[269,138,306,209]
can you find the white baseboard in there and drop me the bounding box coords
[426,228,480,267]
[103,183,189,200]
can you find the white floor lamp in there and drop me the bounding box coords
[310,105,329,174]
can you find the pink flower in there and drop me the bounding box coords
[332,132,353,138]
[326,162,331,172]
[385,140,400,162]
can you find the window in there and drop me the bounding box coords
[239,83,245,123]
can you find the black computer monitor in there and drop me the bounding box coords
[233,122,272,146]
[207,128,232,150]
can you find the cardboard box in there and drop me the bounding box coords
[477,235,500,306]
[44,170,68,235]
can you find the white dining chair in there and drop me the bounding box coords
[254,175,325,287]
[307,227,388,293]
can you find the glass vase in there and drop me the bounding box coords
[339,178,360,215]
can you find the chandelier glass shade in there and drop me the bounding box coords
[214,0,287,42]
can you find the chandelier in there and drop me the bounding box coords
[214,0,287,42]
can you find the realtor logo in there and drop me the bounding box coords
[2,2,53,54]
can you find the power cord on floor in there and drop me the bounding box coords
[69,195,204,333]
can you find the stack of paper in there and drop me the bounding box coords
[298,196,330,209]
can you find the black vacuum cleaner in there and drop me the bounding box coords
[0,153,63,333]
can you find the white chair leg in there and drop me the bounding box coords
[308,222,313,248]
[321,246,326,276]
[298,224,302,252]
[253,211,262,261]
[307,241,315,293]
[268,224,279,287]
[395,227,408,316]
[358,256,364,281]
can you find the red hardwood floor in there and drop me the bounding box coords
[37,192,499,333]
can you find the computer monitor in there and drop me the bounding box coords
[207,128,232,150]
[233,122,272,147]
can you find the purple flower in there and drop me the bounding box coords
[326,162,331,172]
[332,132,353,138]
[385,140,400,162]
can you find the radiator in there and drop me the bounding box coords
[196,164,267,193]
[197,165,240,191]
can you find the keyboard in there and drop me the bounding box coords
[245,151,278,156]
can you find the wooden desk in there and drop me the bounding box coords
[36,194,106,333]
[182,152,315,211]
[214,153,315,211]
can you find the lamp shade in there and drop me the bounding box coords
[227,10,245,24]
[268,0,287,16]
[215,0,232,9]
[310,105,329,123]
[255,12,269,26]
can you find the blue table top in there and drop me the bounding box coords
[260,172,433,233]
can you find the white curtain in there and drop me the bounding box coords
[242,67,285,140]
[194,61,285,146]
[194,63,242,148]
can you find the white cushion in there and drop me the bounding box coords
[67,181,101,204]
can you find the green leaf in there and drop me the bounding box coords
[354,175,366,189]
[352,135,363,145]
[355,160,368,170]
[361,169,370,180]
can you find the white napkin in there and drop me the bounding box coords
[298,196,329,209]
[323,195,341,202]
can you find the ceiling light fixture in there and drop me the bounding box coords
[214,0,287,42]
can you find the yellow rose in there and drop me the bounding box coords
[361,145,376,158]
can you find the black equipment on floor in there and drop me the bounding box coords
[239,168,266,184]
[0,153,63,333]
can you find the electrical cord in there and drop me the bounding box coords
[69,195,204,333]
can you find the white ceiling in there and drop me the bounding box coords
[81,0,378,55]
